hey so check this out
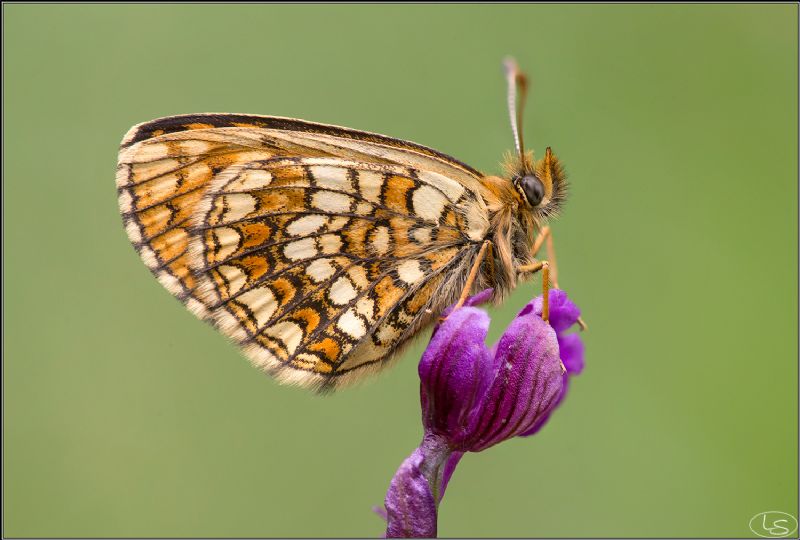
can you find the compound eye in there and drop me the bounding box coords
[521,175,545,206]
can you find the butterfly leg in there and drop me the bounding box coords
[539,261,551,322]
[517,225,554,281]
[516,260,550,320]
[531,226,558,286]
[443,240,492,319]
[519,226,587,330]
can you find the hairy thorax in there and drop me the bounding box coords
[478,175,541,303]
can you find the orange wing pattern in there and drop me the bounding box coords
[117,114,490,390]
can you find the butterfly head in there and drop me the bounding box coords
[510,147,567,219]
[503,58,568,220]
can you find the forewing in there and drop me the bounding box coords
[120,113,484,193]
[116,114,490,390]
[116,127,286,314]
[188,158,488,391]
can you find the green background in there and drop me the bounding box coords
[4,4,797,538]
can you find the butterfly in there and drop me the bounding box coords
[116,59,571,392]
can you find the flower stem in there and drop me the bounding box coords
[418,434,452,509]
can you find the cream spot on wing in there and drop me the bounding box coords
[287,215,327,236]
[127,158,182,184]
[125,220,142,243]
[319,234,342,255]
[212,227,241,261]
[229,169,272,190]
[397,260,424,284]
[370,226,390,256]
[264,321,304,355]
[417,170,465,202]
[156,270,182,295]
[177,139,213,155]
[118,190,133,213]
[312,191,351,213]
[311,166,354,193]
[284,238,317,261]
[125,142,169,162]
[356,170,383,203]
[217,264,247,296]
[412,185,448,223]
[355,201,373,215]
[337,308,366,339]
[115,164,132,188]
[140,246,158,269]
[222,194,257,222]
[246,342,279,368]
[306,258,335,283]
[237,286,277,328]
[185,298,209,320]
[411,227,431,244]
[215,308,248,341]
[462,203,490,241]
[329,276,357,305]
[356,297,375,320]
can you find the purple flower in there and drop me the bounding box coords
[519,289,584,436]
[381,289,584,538]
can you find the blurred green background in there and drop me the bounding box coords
[3,4,797,538]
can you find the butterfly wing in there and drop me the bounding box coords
[117,114,490,390]
[120,113,484,187]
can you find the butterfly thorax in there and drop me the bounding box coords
[477,175,540,303]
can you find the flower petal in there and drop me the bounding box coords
[528,289,582,334]
[438,288,494,320]
[419,307,493,447]
[558,333,585,375]
[463,288,494,307]
[518,375,570,437]
[384,448,437,539]
[464,313,564,452]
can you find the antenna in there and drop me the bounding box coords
[503,57,530,169]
